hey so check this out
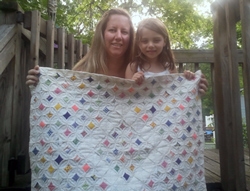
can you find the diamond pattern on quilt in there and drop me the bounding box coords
[29,67,206,191]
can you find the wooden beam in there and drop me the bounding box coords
[240,0,250,156]
[172,49,244,63]
[194,63,199,71]
[24,11,47,39]
[0,24,16,52]
[0,1,23,25]
[173,49,214,63]
[76,39,83,62]
[210,62,219,148]
[30,10,40,67]
[212,2,235,190]
[0,1,23,12]
[0,57,14,186]
[11,22,21,159]
[57,27,65,69]
[225,1,246,190]
[0,33,16,75]
[178,63,183,73]
[83,44,89,56]
[46,20,54,67]
[21,27,46,56]
[66,33,74,69]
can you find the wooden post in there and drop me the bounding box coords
[212,0,246,190]
[76,39,82,62]
[240,0,250,155]
[0,2,25,186]
[46,19,54,67]
[66,33,74,69]
[178,63,183,73]
[0,58,14,187]
[210,63,219,148]
[212,2,234,190]
[30,10,40,67]
[83,44,89,56]
[225,1,246,190]
[57,27,65,69]
[194,63,199,71]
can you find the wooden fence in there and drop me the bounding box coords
[0,1,88,188]
[0,0,249,190]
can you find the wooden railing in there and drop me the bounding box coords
[0,1,88,187]
[0,1,249,190]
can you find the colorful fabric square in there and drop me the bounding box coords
[29,67,206,191]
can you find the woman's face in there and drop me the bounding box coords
[104,14,131,60]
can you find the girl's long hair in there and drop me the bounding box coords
[73,8,134,74]
[133,18,175,71]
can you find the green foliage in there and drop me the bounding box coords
[18,0,49,19]
[242,122,248,148]
[16,0,218,116]
[140,0,214,49]
[200,63,213,117]
[17,0,214,47]
[236,21,242,49]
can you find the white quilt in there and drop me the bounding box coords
[29,67,206,191]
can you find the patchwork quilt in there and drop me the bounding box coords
[29,67,206,191]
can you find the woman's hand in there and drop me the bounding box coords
[132,71,144,84]
[198,73,208,96]
[26,65,40,86]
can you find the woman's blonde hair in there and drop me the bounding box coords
[73,8,135,73]
[133,18,175,71]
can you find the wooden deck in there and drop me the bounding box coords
[204,149,250,190]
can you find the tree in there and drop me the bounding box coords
[17,0,215,116]
[18,0,214,47]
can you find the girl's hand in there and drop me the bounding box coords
[184,70,195,80]
[184,70,208,96]
[26,65,40,86]
[132,71,144,84]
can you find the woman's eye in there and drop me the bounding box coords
[122,31,128,34]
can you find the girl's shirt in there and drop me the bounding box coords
[137,66,170,78]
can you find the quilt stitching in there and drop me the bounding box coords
[29,67,206,191]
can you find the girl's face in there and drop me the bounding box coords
[104,14,131,60]
[138,28,166,62]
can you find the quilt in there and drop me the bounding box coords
[29,67,206,191]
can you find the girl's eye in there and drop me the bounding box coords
[141,40,148,44]
[122,30,128,34]
[109,29,115,32]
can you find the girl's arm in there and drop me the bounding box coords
[169,65,178,73]
[125,63,144,84]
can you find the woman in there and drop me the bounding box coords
[26,8,208,94]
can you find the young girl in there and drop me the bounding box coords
[125,18,194,83]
